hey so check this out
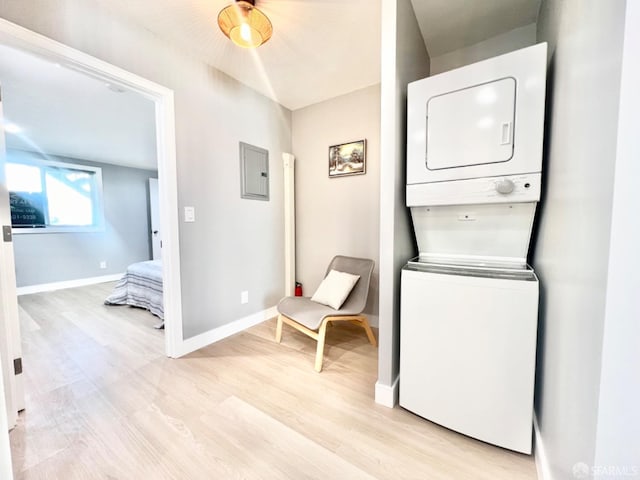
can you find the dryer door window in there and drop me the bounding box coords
[426,77,516,171]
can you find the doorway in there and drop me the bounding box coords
[0,18,185,433]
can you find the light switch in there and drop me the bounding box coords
[184,206,195,222]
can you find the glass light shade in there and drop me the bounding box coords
[218,1,273,48]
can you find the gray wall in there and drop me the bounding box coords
[291,85,380,326]
[10,149,155,287]
[430,23,536,75]
[594,2,640,469]
[377,0,430,392]
[0,0,292,339]
[534,0,627,477]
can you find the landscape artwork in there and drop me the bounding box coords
[328,140,366,177]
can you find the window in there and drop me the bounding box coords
[7,159,104,233]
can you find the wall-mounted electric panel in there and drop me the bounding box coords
[240,142,269,201]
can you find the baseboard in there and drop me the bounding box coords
[16,273,123,296]
[534,413,554,480]
[375,375,399,407]
[176,306,278,357]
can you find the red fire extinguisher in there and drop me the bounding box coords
[295,282,303,297]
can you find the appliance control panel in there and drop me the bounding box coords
[407,173,541,207]
[495,178,515,194]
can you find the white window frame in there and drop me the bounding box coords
[8,158,105,234]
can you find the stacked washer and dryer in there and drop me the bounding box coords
[399,43,547,454]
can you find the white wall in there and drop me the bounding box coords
[534,0,627,478]
[594,0,640,472]
[0,0,292,339]
[292,85,380,325]
[430,23,537,75]
[9,149,155,287]
[376,0,430,405]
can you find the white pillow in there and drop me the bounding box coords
[311,269,360,310]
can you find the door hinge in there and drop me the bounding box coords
[2,225,12,242]
[13,358,22,375]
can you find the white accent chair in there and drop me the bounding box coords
[275,255,376,372]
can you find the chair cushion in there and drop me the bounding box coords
[277,296,339,330]
[310,269,360,310]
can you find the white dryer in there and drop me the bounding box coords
[399,43,547,454]
[406,42,547,187]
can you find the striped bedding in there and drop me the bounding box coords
[104,260,164,321]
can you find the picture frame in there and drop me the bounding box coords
[328,139,366,178]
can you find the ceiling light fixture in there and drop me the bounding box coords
[218,0,273,48]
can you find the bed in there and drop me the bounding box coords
[104,260,164,327]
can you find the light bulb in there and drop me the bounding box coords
[240,23,252,42]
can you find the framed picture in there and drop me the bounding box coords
[329,139,366,177]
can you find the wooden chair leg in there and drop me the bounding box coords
[360,316,377,347]
[275,314,283,343]
[315,319,330,372]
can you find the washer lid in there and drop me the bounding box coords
[410,202,537,269]
[405,258,537,280]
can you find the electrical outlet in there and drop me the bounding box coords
[99,261,107,269]
[241,291,249,304]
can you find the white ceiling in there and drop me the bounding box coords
[93,0,540,110]
[95,0,383,111]
[411,0,541,57]
[0,44,158,170]
[0,0,540,168]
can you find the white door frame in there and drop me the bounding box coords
[0,82,23,431]
[0,18,184,359]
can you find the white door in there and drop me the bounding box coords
[148,178,161,260]
[426,78,516,170]
[0,86,25,431]
[0,361,13,478]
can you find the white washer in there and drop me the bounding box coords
[399,43,547,455]
[400,264,538,454]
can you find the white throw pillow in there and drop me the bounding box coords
[311,269,360,310]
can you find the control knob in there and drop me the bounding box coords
[495,178,515,194]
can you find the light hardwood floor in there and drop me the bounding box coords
[10,283,537,479]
